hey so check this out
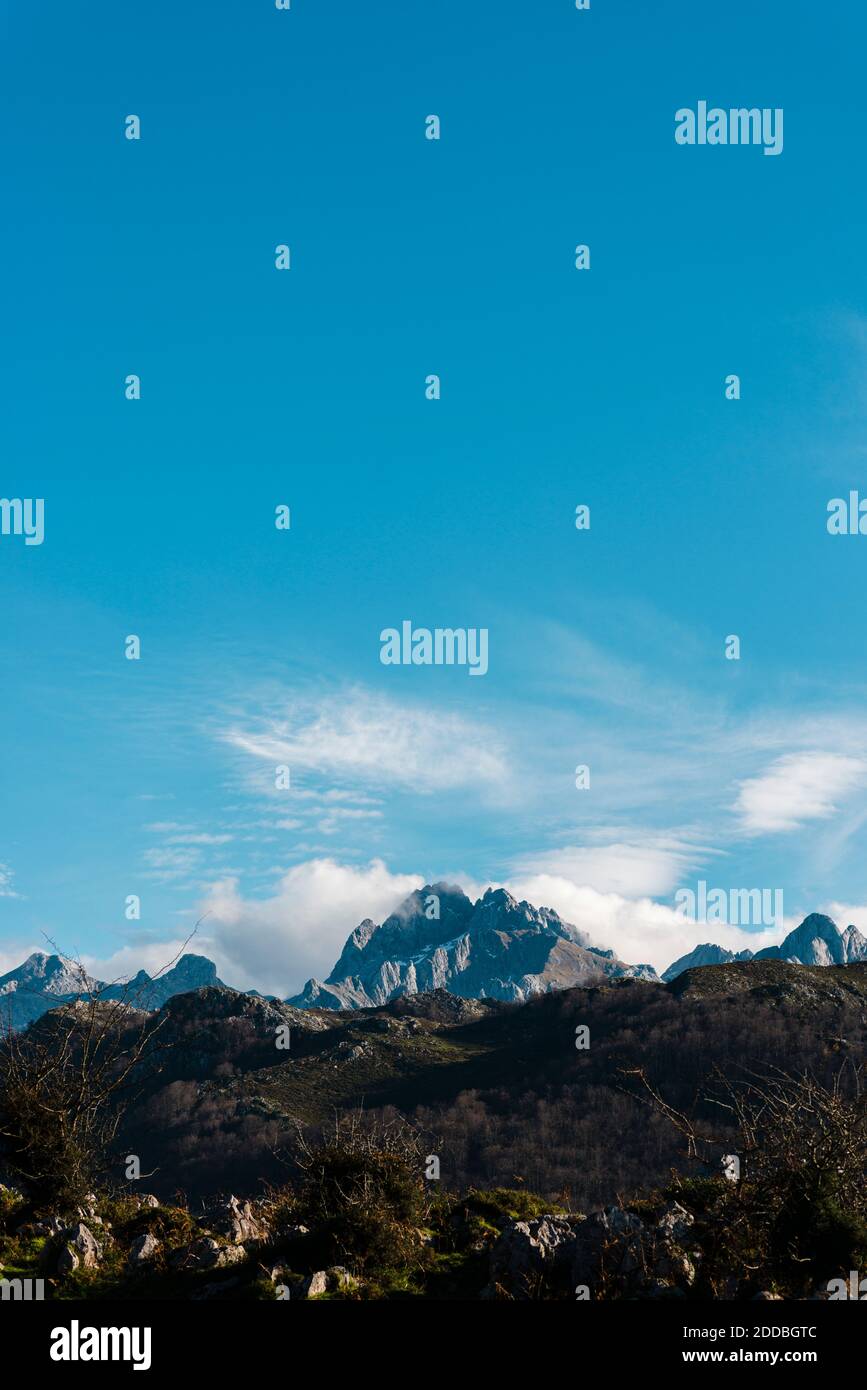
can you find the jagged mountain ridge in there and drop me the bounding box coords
[0,952,224,1030]
[286,882,659,1009]
[6,904,867,1030]
[663,912,867,980]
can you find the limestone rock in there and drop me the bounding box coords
[61,1221,102,1270]
[486,1215,577,1298]
[572,1206,646,1288]
[173,1236,247,1271]
[128,1232,160,1267]
[302,1270,328,1297]
[287,883,659,1010]
[56,1244,80,1274]
[202,1194,267,1245]
[655,1201,694,1245]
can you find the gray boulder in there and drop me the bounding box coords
[203,1194,267,1244]
[128,1232,160,1267]
[572,1206,647,1288]
[485,1215,577,1298]
[57,1221,102,1273]
[303,1270,329,1297]
[655,1200,694,1245]
[173,1236,247,1271]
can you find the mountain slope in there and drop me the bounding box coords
[109,959,867,1202]
[286,882,659,1009]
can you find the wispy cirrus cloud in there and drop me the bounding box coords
[219,687,509,794]
[142,846,212,882]
[166,832,234,846]
[0,863,21,899]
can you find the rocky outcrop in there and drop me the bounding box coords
[270,1266,358,1298]
[56,1221,103,1274]
[753,913,867,966]
[485,1201,700,1300]
[202,1195,267,1245]
[101,955,227,1010]
[172,1237,248,1272]
[484,1216,577,1297]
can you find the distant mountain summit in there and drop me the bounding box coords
[661,944,754,982]
[101,954,223,1010]
[663,912,867,980]
[754,912,867,967]
[0,951,224,1030]
[286,882,659,1009]
[0,951,100,1000]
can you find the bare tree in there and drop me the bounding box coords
[619,1061,867,1292]
[0,927,205,1208]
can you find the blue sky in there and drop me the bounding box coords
[3,0,867,992]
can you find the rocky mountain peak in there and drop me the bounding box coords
[327,881,474,982]
[0,950,98,998]
[0,951,228,1030]
[665,912,867,979]
[289,883,659,1010]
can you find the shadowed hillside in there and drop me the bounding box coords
[89,960,867,1203]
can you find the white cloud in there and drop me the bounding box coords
[167,833,234,846]
[823,901,867,933]
[513,838,703,898]
[0,941,41,976]
[0,863,21,899]
[68,853,803,997]
[318,808,383,835]
[734,752,867,835]
[81,939,196,986]
[220,688,508,793]
[142,846,202,881]
[504,874,781,974]
[196,857,423,995]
